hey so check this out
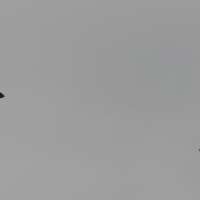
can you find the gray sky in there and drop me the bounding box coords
[0,0,200,199]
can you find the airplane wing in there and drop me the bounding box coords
[0,93,5,98]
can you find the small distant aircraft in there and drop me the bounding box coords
[0,93,4,98]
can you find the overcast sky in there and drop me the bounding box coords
[0,1,200,199]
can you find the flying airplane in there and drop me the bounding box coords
[0,93,4,98]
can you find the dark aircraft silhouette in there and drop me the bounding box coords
[0,93,4,98]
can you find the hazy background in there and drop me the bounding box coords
[0,0,200,199]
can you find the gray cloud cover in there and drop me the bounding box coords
[0,1,200,199]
